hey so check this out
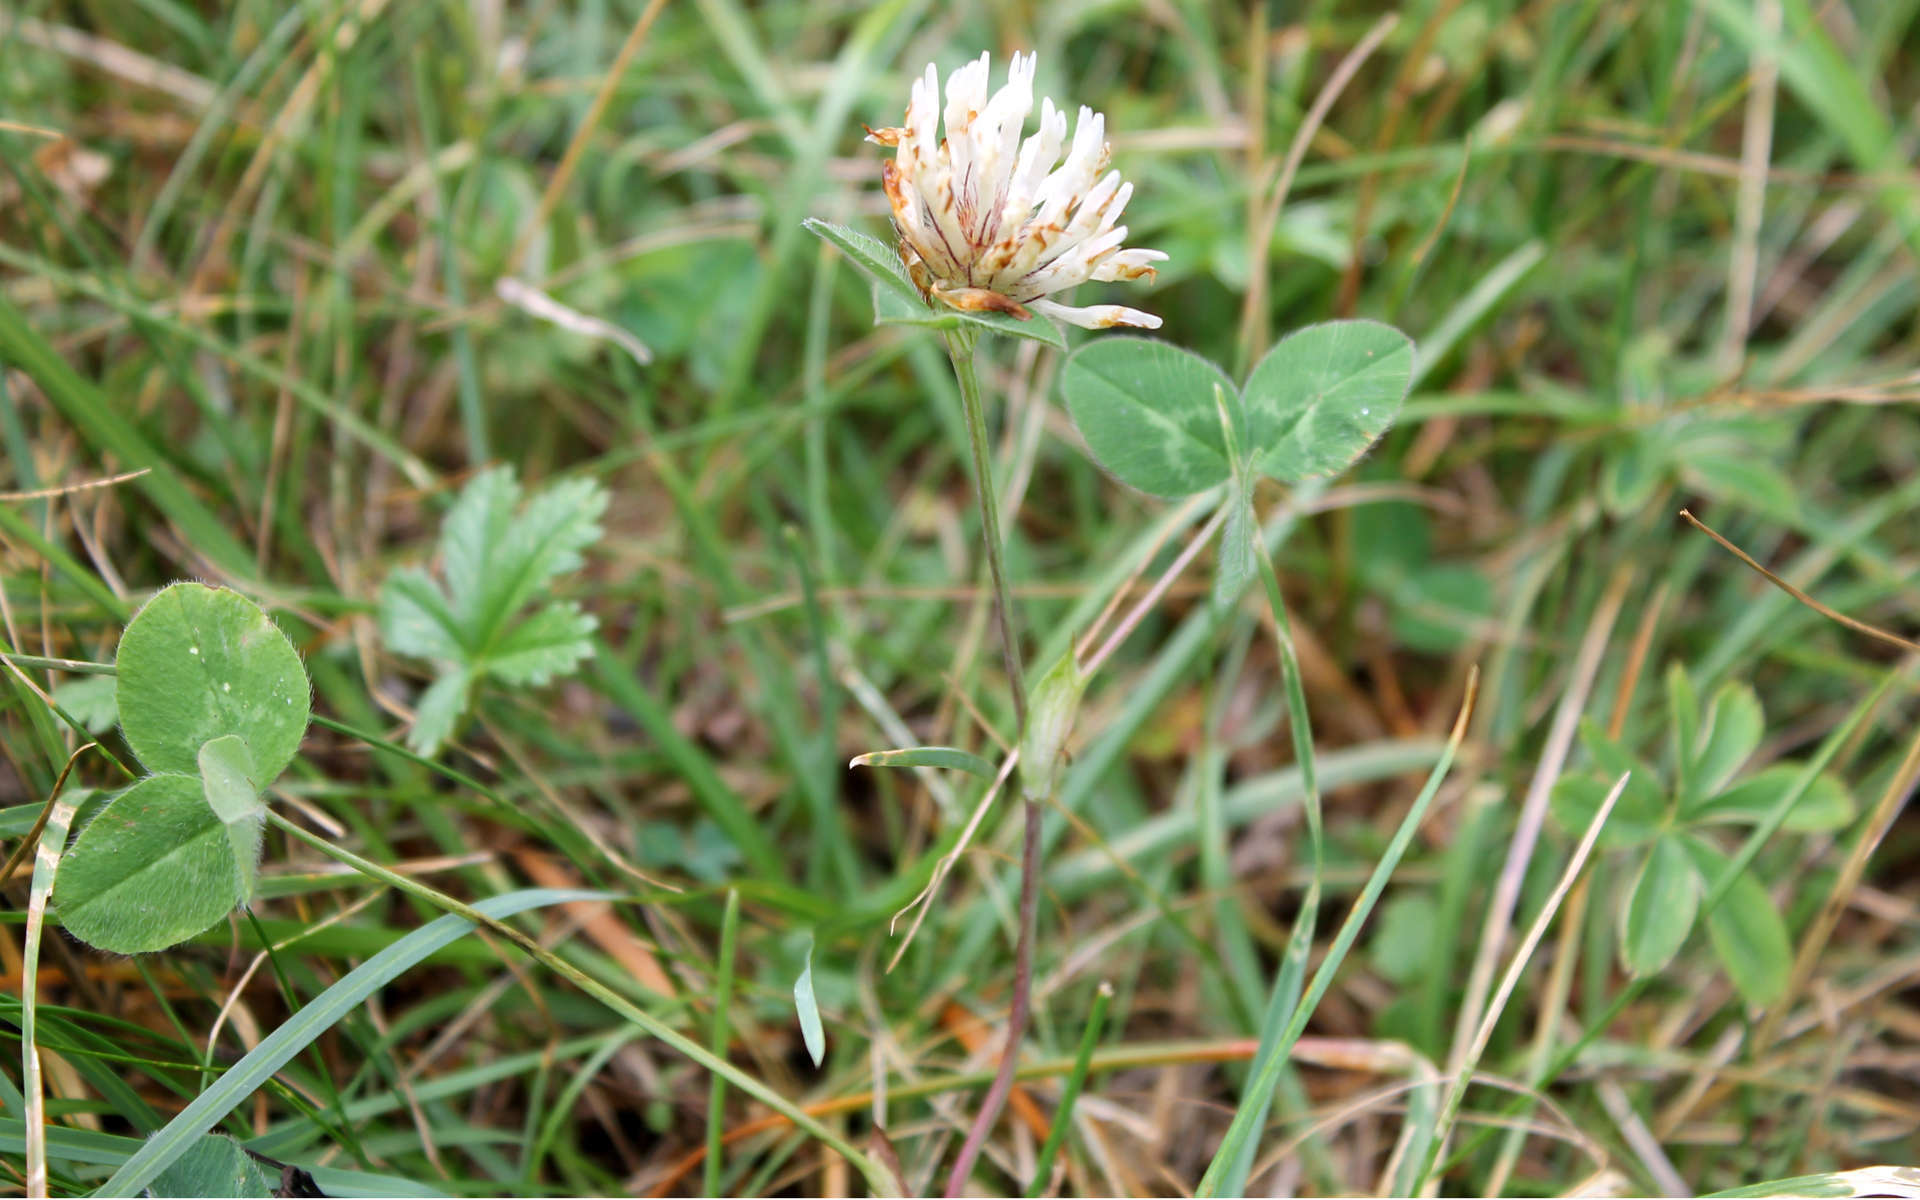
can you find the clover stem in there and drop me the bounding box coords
[943,328,1029,735]
[939,327,1039,1195]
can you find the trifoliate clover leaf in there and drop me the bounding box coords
[1551,665,1856,1004]
[378,467,607,755]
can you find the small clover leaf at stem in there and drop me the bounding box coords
[377,467,607,756]
[1020,648,1088,803]
[197,734,261,824]
[52,774,254,954]
[1240,320,1414,484]
[1619,834,1702,976]
[1210,487,1256,616]
[1684,763,1856,832]
[871,275,1068,348]
[1681,835,1792,1007]
[1060,337,1239,498]
[115,582,311,784]
[800,218,924,308]
[1207,382,1257,614]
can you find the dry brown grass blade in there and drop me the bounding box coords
[1678,509,1920,653]
[505,0,672,277]
[1754,719,1920,1054]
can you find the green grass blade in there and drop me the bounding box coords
[1197,670,1477,1196]
[1024,981,1112,1197]
[95,888,603,1197]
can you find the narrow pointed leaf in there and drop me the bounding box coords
[849,746,997,778]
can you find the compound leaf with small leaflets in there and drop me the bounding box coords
[379,467,607,755]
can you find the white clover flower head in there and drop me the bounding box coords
[865,51,1166,330]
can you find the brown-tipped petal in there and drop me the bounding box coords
[933,284,1033,320]
[880,160,913,223]
[1091,247,1166,282]
[1027,298,1160,329]
[864,124,904,147]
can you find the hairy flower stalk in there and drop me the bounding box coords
[867,51,1165,329]
[866,53,1164,1194]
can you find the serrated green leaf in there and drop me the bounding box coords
[441,467,523,624]
[407,668,472,756]
[381,469,606,755]
[1686,764,1856,832]
[115,583,311,784]
[377,566,466,661]
[1691,681,1764,800]
[1683,836,1792,1007]
[849,745,997,778]
[147,1134,275,1198]
[53,774,249,954]
[1241,320,1413,483]
[1061,337,1238,497]
[1620,835,1701,976]
[482,475,609,627]
[485,602,598,685]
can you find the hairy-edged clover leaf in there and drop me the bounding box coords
[54,774,255,954]
[55,584,311,954]
[115,582,311,781]
[1550,665,1854,1003]
[1061,322,1414,609]
[1061,337,1237,498]
[379,466,607,755]
[1239,320,1414,483]
[1062,321,1414,500]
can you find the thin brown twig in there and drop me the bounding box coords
[943,795,1042,1196]
[1238,13,1398,362]
[505,0,672,277]
[0,467,150,503]
[1678,509,1920,653]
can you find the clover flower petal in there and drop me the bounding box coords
[868,52,1165,329]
